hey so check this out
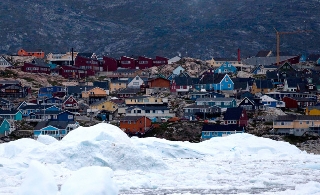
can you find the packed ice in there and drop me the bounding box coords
[0,123,320,194]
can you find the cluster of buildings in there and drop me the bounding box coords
[1,49,320,140]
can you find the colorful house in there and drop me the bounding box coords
[0,118,10,137]
[251,79,275,94]
[18,48,45,58]
[260,95,285,108]
[125,96,166,106]
[82,87,108,104]
[21,62,51,74]
[223,107,248,126]
[147,77,171,88]
[282,97,316,109]
[214,62,237,74]
[194,74,234,91]
[109,79,128,93]
[89,100,118,113]
[62,96,79,112]
[201,124,244,140]
[238,97,265,111]
[119,116,152,134]
[33,121,79,140]
[306,106,320,115]
[127,75,145,88]
[0,110,23,121]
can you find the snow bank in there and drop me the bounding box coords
[37,135,58,145]
[0,138,44,158]
[15,161,57,195]
[60,166,118,195]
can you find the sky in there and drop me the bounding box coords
[1,123,320,194]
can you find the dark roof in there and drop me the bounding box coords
[184,104,220,109]
[77,53,94,58]
[32,110,66,115]
[223,107,243,120]
[67,86,94,94]
[214,58,238,61]
[114,68,139,73]
[202,124,244,132]
[255,50,272,57]
[275,115,320,121]
[254,80,273,89]
[0,110,20,115]
[19,104,52,110]
[34,121,77,130]
[118,88,140,94]
[120,116,145,121]
[173,77,199,86]
[286,97,316,102]
[93,81,109,89]
[199,74,228,84]
[307,54,320,62]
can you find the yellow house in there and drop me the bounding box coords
[251,80,275,94]
[306,106,320,115]
[82,87,107,98]
[125,96,165,106]
[109,80,127,93]
[273,115,320,136]
[90,100,118,112]
[207,57,242,68]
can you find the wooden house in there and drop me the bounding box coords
[282,97,316,109]
[21,62,51,74]
[194,74,234,91]
[62,96,79,112]
[119,116,152,134]
[0,118,11,137]
[214,62,237,74]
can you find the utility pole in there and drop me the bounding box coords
[273,27,311,65]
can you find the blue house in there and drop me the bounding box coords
[0,118,10,137]
[0,110,23,121]
[34,121,79,140]
[19,104,60,117]
[42,97,63,106]
[27,110,75,122]
[195,74,234,91]
[195,98,236,108]
[201,124,244,140]
[214,62,237,74]
[38,86,65,98]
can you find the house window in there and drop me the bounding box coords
[245,100,248,103]
[133,82,139,85]
[53,115,57,119]
[102,105,105,109]
[68,115,73,119]
[228,84,231,88]
[216,102,221,105]
[225,78,229,82]
[137,110,141,113]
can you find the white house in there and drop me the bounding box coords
[125,106,175,120]
[260,95,285,108]
[0,56,12,68]
[168,56,181,64]
[127,75,145,88]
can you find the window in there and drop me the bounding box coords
[68,115,73,119]
[133,82,139,85]
[245,100,248,103]
[136,77,139,80]
[225,78,229,82]
[137,110,141,113]
[228,84,231,88]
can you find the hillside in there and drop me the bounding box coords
[0,0,320,59]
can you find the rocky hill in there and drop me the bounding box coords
[1,0,320,59]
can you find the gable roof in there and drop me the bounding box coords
[223,107,244,120]
[199,74,233,85]
[254,80,274,89]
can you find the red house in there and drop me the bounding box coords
[223,107,248,126]
[22,62,51,74]
[74,55,101,76]
[59,66,87,79]
[147,77,170,88]
[102,56,118,71]
[120,56,136,69]
[136,56,153,69]
[62,96,79,112]
[282,97,316,109]
[153,56,168,66]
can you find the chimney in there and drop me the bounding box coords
[71,48,74,66]
[237,48,241,63]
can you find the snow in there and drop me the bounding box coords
[37,135,58,145]
[1,123,320,194]
[15,161,57,195]
[60,166,118,195]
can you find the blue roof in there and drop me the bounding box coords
[223,107,244,120]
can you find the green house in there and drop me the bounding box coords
[0,118,10,137]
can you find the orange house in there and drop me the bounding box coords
[17,49,45,58]
[147,77,170,88]
[120,116,152,134]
